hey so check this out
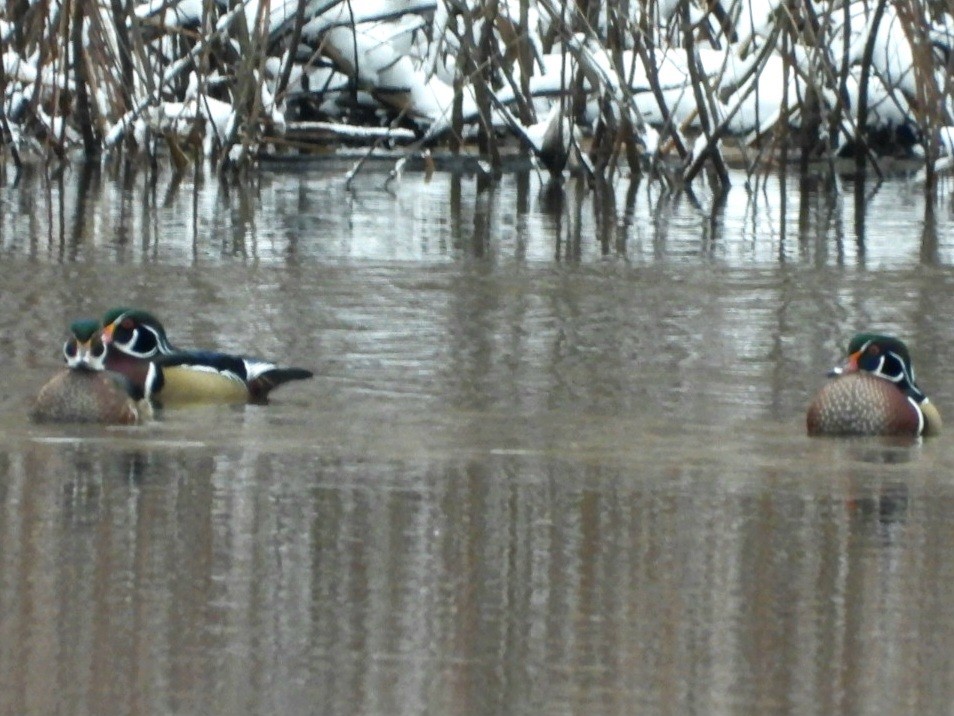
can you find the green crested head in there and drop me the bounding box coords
[101,306,174,357]
[102,307,133,326]
[102,307,160,327]
[69,318,101,342]
[64,318,107,370]
[102,307,169,336]
[845,332,923,401]
[846,333,912,365]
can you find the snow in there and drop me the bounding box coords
[134,0,204,26]
[5,0,951,177]
[321,20,458,124]
[3,51,37,84]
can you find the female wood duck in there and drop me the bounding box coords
[32,319,144,425]
[806,333,942,437]
[100,307,314,405]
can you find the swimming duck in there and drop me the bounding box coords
[32,319,143,425]
[100,307,314,405]
[806,333,942,437]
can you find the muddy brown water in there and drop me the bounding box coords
[2,162,954,714]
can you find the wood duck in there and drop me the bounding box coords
[32,319,144,425]
[806,333,942,437]
[100,307,314,405]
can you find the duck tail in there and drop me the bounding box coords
[247,367,314,403]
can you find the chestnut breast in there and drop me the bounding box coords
[32,370,140,425]
[806,372,922,437]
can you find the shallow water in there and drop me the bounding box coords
[2,162,954,714]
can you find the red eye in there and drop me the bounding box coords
[868,345,881,356]
[121,318,134,329]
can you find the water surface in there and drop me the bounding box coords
[2,162,954,714]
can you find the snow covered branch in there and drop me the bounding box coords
[0,0,951,191]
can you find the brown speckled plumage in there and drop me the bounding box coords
[807,372,923,437]
[32,369,140,425]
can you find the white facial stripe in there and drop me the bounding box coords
[68,340,106,371]
[118,326,154,358]
[112,324,133,349]
[157,330,175,353]
[875,348,925,399]
[123,327,139,350]
[907,396,925,436]
[886,349,916,384]
[874,354,887,377]
[117,321,169,357]
[877,355,904,384]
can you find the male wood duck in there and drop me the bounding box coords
[100,307,314,405]
[806,333,942,437]
[32,319,144,425]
